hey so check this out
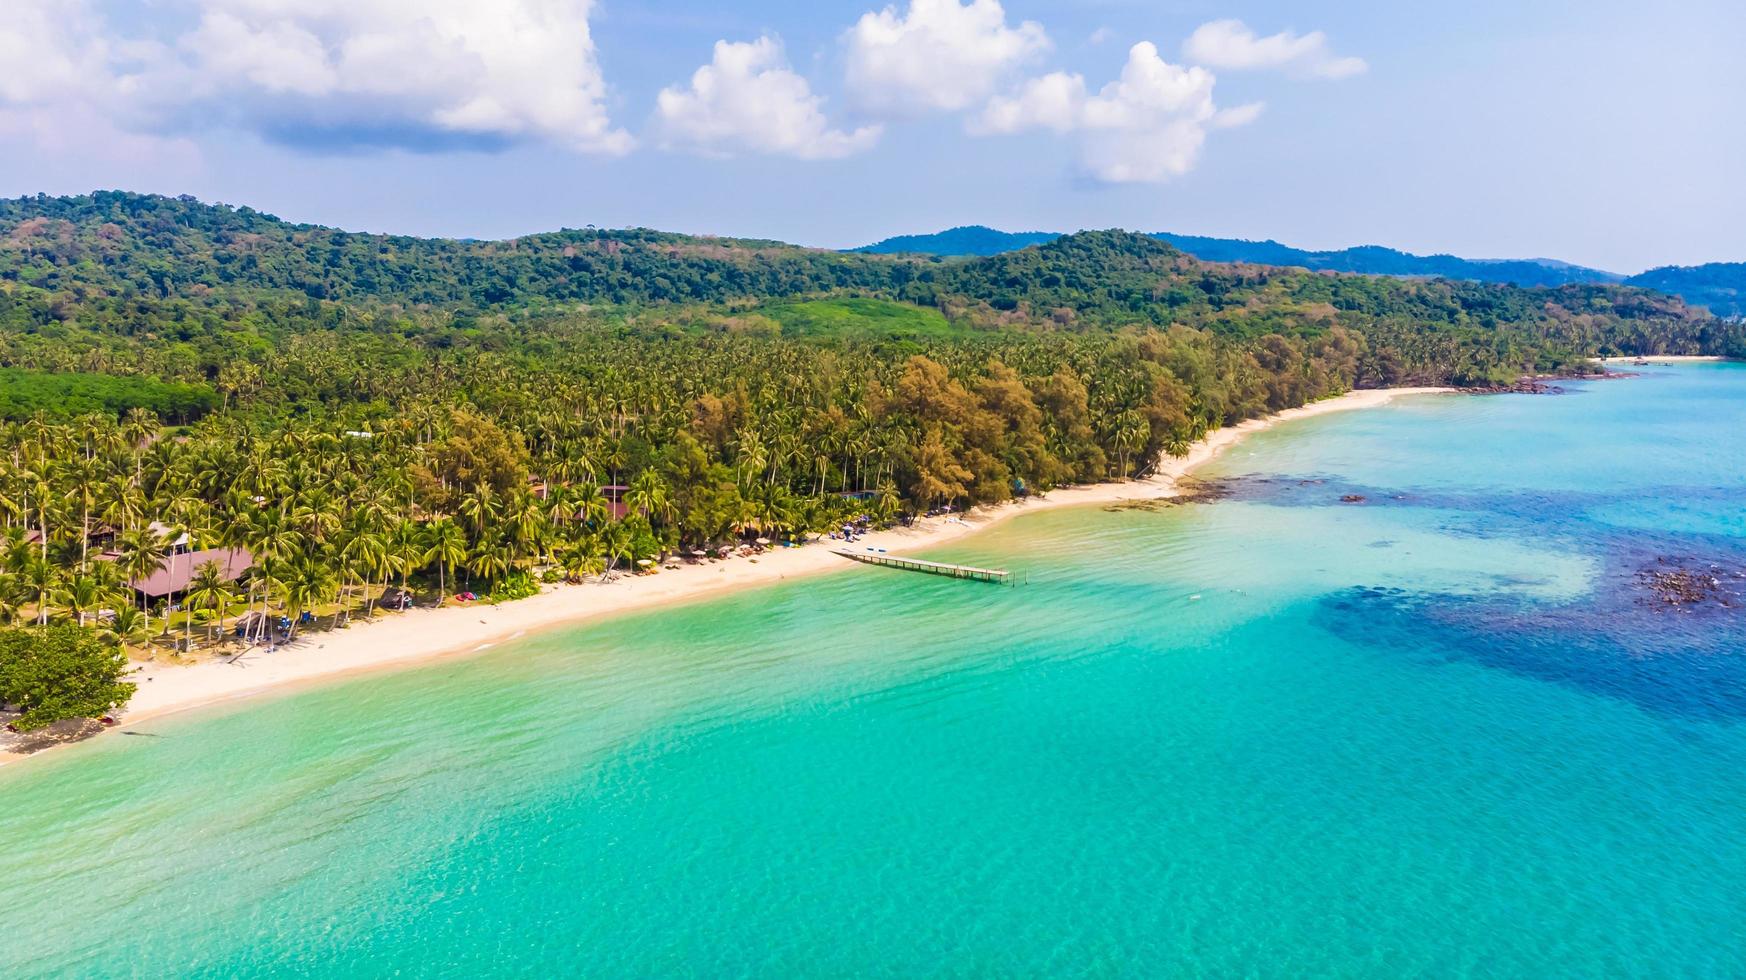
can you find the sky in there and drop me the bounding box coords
[1,0,1740,273]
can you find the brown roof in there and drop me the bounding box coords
[129,548,254,598]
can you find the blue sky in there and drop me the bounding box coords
[1,0,1739,272]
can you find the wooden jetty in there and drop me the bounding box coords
[833,549,1011,584]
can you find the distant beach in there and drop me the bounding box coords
[1601,355,1732,364]
[1,386,1450,765]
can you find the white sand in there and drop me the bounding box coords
[1602,355,1730,364]
[0,386,1451,765]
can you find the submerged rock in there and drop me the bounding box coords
[1636,557,1746,611]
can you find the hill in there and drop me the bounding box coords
[0,191,899,309]
[1152,235,1623,288]
[854,226,1060,258]
[853,226,1626,289]
[0,192,1736,385]
[1626,263,1746,318]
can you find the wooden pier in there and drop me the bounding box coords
[833,550,1011,584]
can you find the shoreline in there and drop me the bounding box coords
[1601,355,1732,364]
[0,386,1452,767]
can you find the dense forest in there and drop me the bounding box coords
[1625,262,1746,319]
[860,226,1746,315]
[0,191,1740,727]
[857,225,1628,289]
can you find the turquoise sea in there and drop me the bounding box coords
[4,364,1744,977]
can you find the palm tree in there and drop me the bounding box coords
[625,471,674,527]
[339,527,388,619]
[503,490,547,564]
[59,573,110,628]
[601,523,635,579]
[99,605,154,655]
[572,482,609,527]
[875,481,901,522]
[1113,410,1149,478]
[561,537,606,582]
[183,560,235,647]
[0,571,22,626]
[20,554,57,626]
[457,482,498,541]
[115,526,170,620]
[386,518,424,605]
[467,542,511,588]
[423,518,468,604]
[282,560,335,641]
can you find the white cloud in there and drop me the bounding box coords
[975,71,1086,135]
[1212,102,1266,129]
[173,0,633,153]
[975,42,1259,184]
[844,0,1049,115]
[0,0,198,170]
[657,37,881,160]
[0,0,108,106]
[1183,19,1367,79]
[0,0,632,155]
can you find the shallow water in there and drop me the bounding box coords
[4,365,1744,977]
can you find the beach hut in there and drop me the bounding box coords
[129,548,254,602]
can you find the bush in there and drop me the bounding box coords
[486,571,540,604]
[0,624,136,731]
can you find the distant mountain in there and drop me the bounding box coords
[1151,235,1625,289]
[853,226,1627,290]
[854,226,1060,257]
[1625,263,1746,319]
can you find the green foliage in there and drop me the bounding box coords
[0,190,1737,665]
[485,570,540,604]
[1625,262,1746,319]
[856,225,1628,291]
[0,368,216,421]
[0,623,136,731]
[760,297,959,340]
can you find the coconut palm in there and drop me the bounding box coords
[183,560,236,647]
[59,573,113,628]
[467,542,511,588]
[339,527,388,619]
[282,560,336,640]
[601,523,634,579]
[625,471,674,527]
[19,554,57,626]
[99,605,154,655]
[422,518,468,604]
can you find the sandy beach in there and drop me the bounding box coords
[0,386,1450,765]
[1602,355,1732,364]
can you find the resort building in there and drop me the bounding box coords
[127,548,254,602]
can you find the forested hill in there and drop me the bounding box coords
[0,191,1704,325]
[854,226,1059,258]
[1625,263,1746,319]
[0,191,898,308]
[857,225,1627,289]
[0,192,1738,385]
[1154,235,1622,289]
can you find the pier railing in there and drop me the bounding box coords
[833,550,1011,584]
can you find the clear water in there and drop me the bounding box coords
[5,364,1744,977]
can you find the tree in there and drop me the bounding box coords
[911,427,972,510]
[183,560,235,647]
[98,605,154,655]
[0,623,136,731]
[423,518,468,603]
[116,527,169,620]
[281,560,334,640]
